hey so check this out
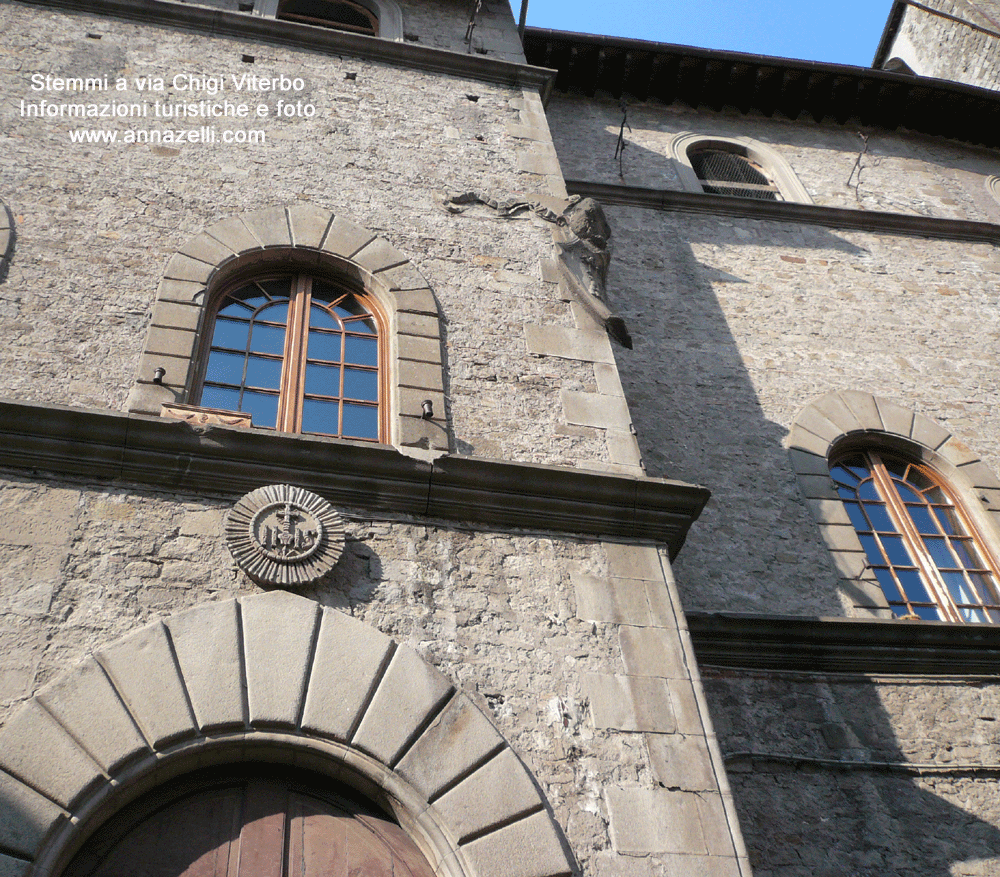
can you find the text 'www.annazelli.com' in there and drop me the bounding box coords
[67,127,265,144]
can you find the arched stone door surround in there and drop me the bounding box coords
[0,591,573,877]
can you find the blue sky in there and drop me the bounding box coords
[524,0,897,68]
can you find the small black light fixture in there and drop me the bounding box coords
[152,367,166,384]
[421,399,434,419]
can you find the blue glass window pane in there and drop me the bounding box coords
[934,507,961,536]
[874,568,903,602]
[863,503,895,533]
[830,464,859,486]
[344,316,377,335]
[951,539,979,570]
[342,403,379,439]
[942,571,974,605]
[301,398,340,435]
[218,300,255,318]
[259,278,293,299]
[836,485,857,501]
[923,536,956,569]
[241,391,279,429]
[858,533,882,562]
[205,351,246,385]
[893,481,922,504]
[906,505,937,535]
[913,604,943,621]
[200,386,240,411]
[882,535,914,567]
[249,323,286,355]
[345,335,378,366]
[858,480,880,501]
[245,356,283,389]
[212,318,251,350]
[897,569,933,604]
[258,302,289,324]
[844,502,868,531]
[305,363,341,395]
[307,330,343,363]
[236,294,268,310]
[309,307,340,331]
[344,367,378,401]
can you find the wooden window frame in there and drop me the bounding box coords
[831,448,1000,623]
[195,270,388,442]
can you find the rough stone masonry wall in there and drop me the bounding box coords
[0,470,745,877]
[600,207,1000,617]
[0,2,604,467]
[702,668,1000,877]
[889,0,1000,90]
[546,96,1000,220]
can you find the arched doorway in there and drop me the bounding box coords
[62,766,436,877]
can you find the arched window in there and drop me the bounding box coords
[688,145,780,201]
[830,449,1000,622]
[277,0,378,35]
[197,272,383,441]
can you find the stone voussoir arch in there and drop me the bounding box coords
[0,591,573,877]
[787,389,1000,615]
[127,204,447,451]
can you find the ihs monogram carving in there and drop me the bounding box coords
[226,484,345,587]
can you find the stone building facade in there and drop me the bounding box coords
[2,0,1000,876]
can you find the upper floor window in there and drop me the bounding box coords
[276,0,378,35]
[197,273,383,441]
[830,449,1000,623]
[688,145,780,201]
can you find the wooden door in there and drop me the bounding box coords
[64,773,436,877]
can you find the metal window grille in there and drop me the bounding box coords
[689,148,780,201]
[277,0,378,35]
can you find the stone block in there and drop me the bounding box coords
[604,543,663,583]
[644,578,681,630]
[823,523,864,552]
[321,215,374,258]
[396,311,442,338]
[810,393,865,436]
[398,414,449,450]
[505,122,548,141]
[376,262,428,292]
[301,608,393,741]
[0,770,64,859]
[287,203,333,249]
[432,748,541,842]
[594,362,625,398]
[875,397,914,439]
[179,232,236,265]
[398,359,445,391]
[573,572,651,626]
[654,854,741,877]
[797,473,837,500]
[395,693,505,801]
[150,300,203,333]
[794,406,844,445]
[460,810,573,877]
[561,391,632,431]
[241,591,320,729]
[397,333,443,364]
[392,287,439,313]
[517,152,562,177]
[667,678,705,735]
[605,787,707,855]
[144,326,198,360]
[585,673,675,733]
[829,548,869,580]
[910,412,951,450]
[786,423,829,457]
[352,645,453,765]
[697,793,737,857]
[126,382,179,416]
[97,621,197,748]
[619,626,686,678]
[788,447,829,477]
[168,599,244,731]
[137,352,191,389]
[163,253,215,285]
[0,700,101,809]
[155,278,208,306]
[0,853,29,877]
[36,658,148,773]
[205,217,262,254]
[524,324,615,363]
[353,237,408,274]
[807,497,851,526]
[646,734,718,791]
[398,387,446,423]
[240,207,292,248]
[539,257,561,284]
[938,435,981,468]
[840,390,884,431]
[605,430,642,467]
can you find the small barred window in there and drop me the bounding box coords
[277,0,378,35]
[688,147,780,201]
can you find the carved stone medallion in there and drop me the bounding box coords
[226,484,345,587]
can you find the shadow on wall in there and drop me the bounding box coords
[702,669,1000,876]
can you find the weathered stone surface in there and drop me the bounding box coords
[461,810,573,877]
[605,787,707,855]
[0,769,64,858]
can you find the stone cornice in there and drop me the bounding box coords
[566,179,1000,244]
[0,399,709,553]
[688,612,1000,675]
[13,0,556,97]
